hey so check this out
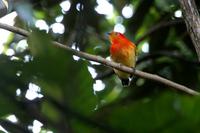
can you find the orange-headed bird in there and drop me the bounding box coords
[108,32,136,86]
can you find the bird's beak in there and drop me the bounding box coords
[107,32,111,35]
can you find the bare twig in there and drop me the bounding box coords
[179,0,200,61]
[0,23,199,96]
[0,23,29,36]
[135,19,183,45]
[137,51,200,66]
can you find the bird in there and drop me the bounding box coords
[108,31,136,86]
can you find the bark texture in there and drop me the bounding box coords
[179,0,200,61]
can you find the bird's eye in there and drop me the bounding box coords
[115,32,119,36]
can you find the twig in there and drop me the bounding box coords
[135,19,183,45]
[137,51,200,66]
[0,23,29,36]
[0,23,199,96]
[179,0,200,61]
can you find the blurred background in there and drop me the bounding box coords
[0,0,200,132]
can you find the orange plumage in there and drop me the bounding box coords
[108,31,136,86]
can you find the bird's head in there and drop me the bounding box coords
[108,31,125,43]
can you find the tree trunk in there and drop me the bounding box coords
[179,0,200,61]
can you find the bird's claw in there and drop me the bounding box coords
[132,67,136,73]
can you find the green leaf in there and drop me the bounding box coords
[95,92,200,133]
[27,30,97,116]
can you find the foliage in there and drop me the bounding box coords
[0,0,200,132]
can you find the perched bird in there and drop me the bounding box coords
[108,31,136,86]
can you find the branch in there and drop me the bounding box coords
[0,23,29,36]
[95,50,200,80]
[179,0,200,61]
[135,19,183,45]
[137,51,200,66]
[0,23,199,96]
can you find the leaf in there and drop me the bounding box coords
[27,30,97,117]
[95,92,200,133]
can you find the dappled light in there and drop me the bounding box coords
[89,61,101,65]
[71,43,80,61]
[23,55,32,63]
[0,126,8,133]
[5,49,15,56]
[87,66,97,79]
[16,71,22,77]
[122,4,134,19]
[114,23,126,33]
[35,19,49,32]
[55,15,64,23]
[0,12,17,54]
[16,39,28,52]
[95,0,114,19]
[174,10,182,18]
[10,56,20,61]
[141,42,149,53]
[93,80,105,92]
[6,115,18,123]
[25,83,43,100]
[50,22,65,34]
[16,88,21,96]
[28,120,43,133]
[76,3,84,12]
[60,0,71,13]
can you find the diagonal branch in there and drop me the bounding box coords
[94,50,200,80]
[135,19,183,45]
[137,51,200,66]
[0,23,199,96]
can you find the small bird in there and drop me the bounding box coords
[108,31,136,86]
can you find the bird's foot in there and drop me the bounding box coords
[130,67,136,78]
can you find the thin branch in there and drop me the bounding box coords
[137,51,200,66]
[179,0,200,61]
[135,19,183,45]
[0,23,29,36]
[0,23,199,96]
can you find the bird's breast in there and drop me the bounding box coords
[110,43,135,67]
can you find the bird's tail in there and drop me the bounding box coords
[121,78,130,87]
